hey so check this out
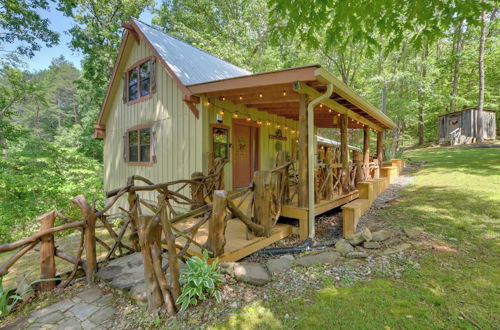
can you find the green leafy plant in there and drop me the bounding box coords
[0,276,22,317]
[176,250,225,312]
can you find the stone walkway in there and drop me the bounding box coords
[5,288,116,330]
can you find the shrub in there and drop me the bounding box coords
[176,250,225,312]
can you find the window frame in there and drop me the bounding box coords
[210,124,230,161]
[126,57,154,105]
[126,125,154,166]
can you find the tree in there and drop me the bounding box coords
[0,0,59,57]
[57,0,153,159]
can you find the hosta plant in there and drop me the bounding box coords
[176,250,225,312]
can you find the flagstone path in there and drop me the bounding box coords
[4,288,116,330]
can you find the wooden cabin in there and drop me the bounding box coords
[438,108,496,145]
[94,19,397,260]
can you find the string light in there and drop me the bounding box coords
[246,116,251,122]
[328,109,332,113]
[259,93,263,98]
[276,124,281,128]
[219,110,224,115]
[221,96,226,101]
[239,95,243,100]
[282,90,287,96]
[266,121,271,126]
[257,120,262,125]
[284,126,289,130]
[320,104,323,108]
[233,112,239,118]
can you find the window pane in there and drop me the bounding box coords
[213,128,228,143]
[140,61,151,97]
[129,130,138,146]
[140,128,150,144]
[128,68,138,101]
[140,145,150,162]
[129,146,138,162]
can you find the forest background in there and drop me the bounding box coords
[0,0,498,242]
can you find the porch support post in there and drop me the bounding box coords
[363,125,370,180]
[376,130,383,178]
[298,94,308,208]
[307,92,316,239]
[340,114,349,193]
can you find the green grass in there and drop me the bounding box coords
[214,147,500,329]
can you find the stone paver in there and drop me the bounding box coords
[19,288,116,330]
[295,251,340,266]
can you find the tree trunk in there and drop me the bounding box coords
[477,4,487,143]
[449,20,466,113]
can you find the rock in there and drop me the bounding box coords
[295,252,340,267]
[266,258,292,274]
[379,243,411,255]
[280,254,295,261]
[347,228,372,246]
[384,237,402,246]
[335,239,354,256]
[371,229,392,242]
[364,241,381,249]
[346,251,368,259]
[403,227,423,239]
[233,263,271,286]
[129,282,147,302]
[219,261,238,275]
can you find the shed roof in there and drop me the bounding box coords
[317,136,361,151]
[132,19,251,85]
[438,108,497,117]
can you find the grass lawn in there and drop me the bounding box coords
[216,147,500,329]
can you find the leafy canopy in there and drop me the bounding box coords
[0,0,59,57]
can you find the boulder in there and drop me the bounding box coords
[335,239,354,256]
[403,227,423,239]
[347,228,372,246]
[363,241,381,249]
[266,258,292,274]
[346,251,368,259]
[233,263,271,286]
[295,252,340,267]
[371,229,392,242]
[379,243,411,256]
[219,261,238,275]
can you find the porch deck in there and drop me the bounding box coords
[175,218,293,262]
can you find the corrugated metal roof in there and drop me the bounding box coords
[133,18,251,86]
[317,136,361,151]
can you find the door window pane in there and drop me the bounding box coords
[213,127,229,159]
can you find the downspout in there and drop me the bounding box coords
[307,83,334,239]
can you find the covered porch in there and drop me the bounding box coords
[190,65,396,242]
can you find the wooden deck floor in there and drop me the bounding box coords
[174,217,293,262]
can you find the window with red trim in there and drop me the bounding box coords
[127,127,152,164]
[127,59,152,102]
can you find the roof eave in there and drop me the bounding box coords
[314,67,397,130]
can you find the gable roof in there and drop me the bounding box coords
[132,18,251,85]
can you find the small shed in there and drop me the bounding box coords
[438,108,496,145]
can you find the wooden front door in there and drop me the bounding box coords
[233,121,259,188]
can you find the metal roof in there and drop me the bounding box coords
[317,136,361,151]
[133,18,251,86]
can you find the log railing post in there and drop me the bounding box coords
[340,114,349,193]
[353,150,364,186]
[72,195,97,285]
[363,125,370,179]
[376,130,383,179]
[127,177,141,252]
[190,172,205,210]
[39,211,57,291]
[253,171,273,237]
[324,149,334,200]
[206,190,228,257]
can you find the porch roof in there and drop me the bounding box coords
[187,65,396,131]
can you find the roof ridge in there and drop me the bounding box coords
[131,17,251,74]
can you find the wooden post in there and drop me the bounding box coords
[363,125,370,179]
[298,94,308,208]
[138,215,163,312]
[72,195,97,285]
[353,150,364,185]
[376,131,383,179]
[253,171,273,237]
[39,211,56,291]
[324,149,334,200]
[206,190,228,257]
[190,172,205,210]
[159,202,181,302]
[340,114,349,193]
[274,150,290,204]
[127,177,141,251]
